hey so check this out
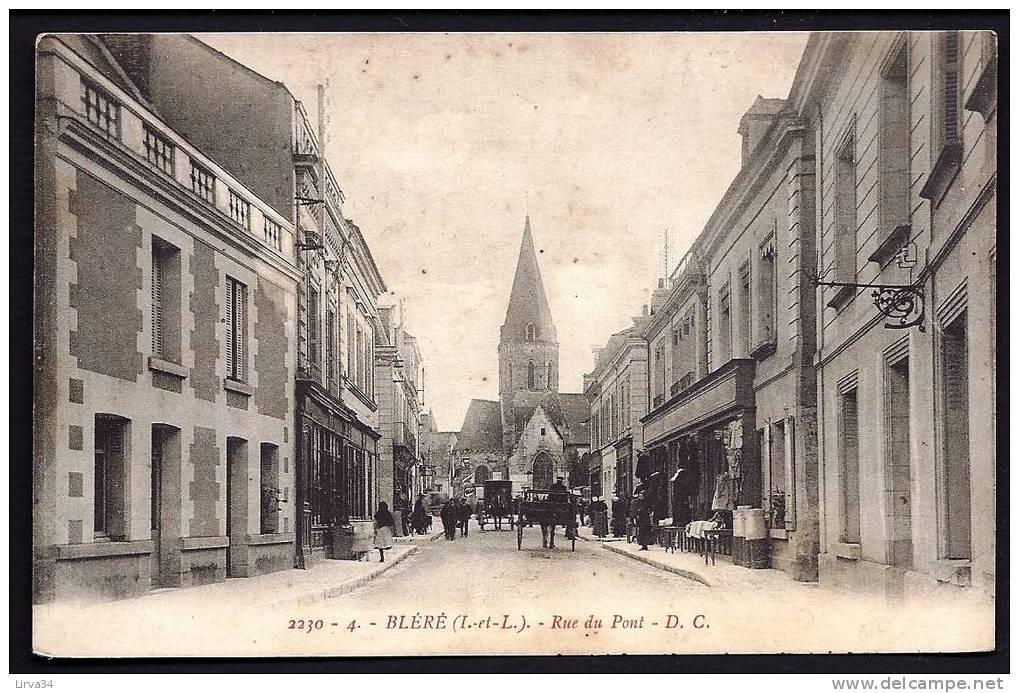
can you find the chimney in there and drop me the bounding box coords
[738,96,786,167]
[650,277,672,313]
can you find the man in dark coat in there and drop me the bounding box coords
[457,498,471,537]
[635,495,653,551]
[440,500,456,541]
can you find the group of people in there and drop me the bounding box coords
[582,493,655,550]
[440,497,473,540]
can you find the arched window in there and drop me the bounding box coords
[526,323,537,341]
[527,361,535,389]
[546,362,553,389]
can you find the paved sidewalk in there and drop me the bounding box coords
[579,526,808,592]
[35,544,418,621]
[393,527,444,544]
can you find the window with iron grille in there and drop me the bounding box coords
[226,277,248,381]
[229,190,251,229]
[81,79,120,138]
[264,217,282,250]
[144,126,175,176]
[190,162,216,204]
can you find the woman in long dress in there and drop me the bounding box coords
[373,502,396,562]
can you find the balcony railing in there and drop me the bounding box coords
[48,39,295,259]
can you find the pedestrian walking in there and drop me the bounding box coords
[578,497,587,526]
[635,496,653,551]
[440,499,457,541]
[458,498,471,537]
[411,494,428,535]
[373,501,396,562]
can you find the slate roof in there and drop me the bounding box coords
[500,217,557,343]
[454,399,503,451]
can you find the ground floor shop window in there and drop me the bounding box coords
[763,420,787,529]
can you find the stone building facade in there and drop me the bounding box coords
[71,34,389,566]
[374,305,424,530]
[34,35,301,601]
[638,90,820,580]
[802,31,997,598]
[584,315,650,516]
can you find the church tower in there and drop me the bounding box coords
[498,216,559,452]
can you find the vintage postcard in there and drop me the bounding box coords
[30,26,998,659]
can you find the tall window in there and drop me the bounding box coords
[325,308,336,387]
[880,42,909,232]
[94,415,127,539]
[758,243,777,345]
[151,244,166,358]
[886,354,913,568]
[546,362,553,390]
[934,31,961,155]
[151,239,180,362]
[307,286,320,377]
[346,313,355,380]
[737,262,752,356]
[527,361,535,389]
[834,132,858,285]
[718,284,732,364]
[226,277,247,381]
[839,387,861,544]
[526,323,537,341]
[941,310,970,560]
[81,79,120,138]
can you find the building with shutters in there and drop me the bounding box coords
[803,31,997,598]
[91,34,389,566]
[34,34,301,602]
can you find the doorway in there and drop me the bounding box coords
[150,424,181,588]
[532,453,554,489]
[226,437,249,578]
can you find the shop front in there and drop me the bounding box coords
[640,359,768,568]
[295,379,379,567]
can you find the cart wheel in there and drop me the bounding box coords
[517,520,523,550]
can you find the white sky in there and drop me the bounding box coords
[202,32,808,431]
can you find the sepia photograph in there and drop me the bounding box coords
[20,14,1003,668]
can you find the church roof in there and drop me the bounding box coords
[501,216,557,343]
[455,399,503,451]
[508,393,590,448]
[545,393,592,445]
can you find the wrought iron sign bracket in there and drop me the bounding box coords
[813,276,925,332]
[296,196,325,207]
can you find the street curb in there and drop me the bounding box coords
[256,545,420,609]
[577,533,627,543]
[599,542,713,587]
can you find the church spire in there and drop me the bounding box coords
[501,216,557,343]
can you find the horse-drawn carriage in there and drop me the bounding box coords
[516,488,579,551]
[477,479,514,531]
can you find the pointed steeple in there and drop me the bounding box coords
[501,216,557,343]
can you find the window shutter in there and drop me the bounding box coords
[151,250,163,357]
[236,282,246,380]
[225,280,235,378]
[943,32,960,145]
